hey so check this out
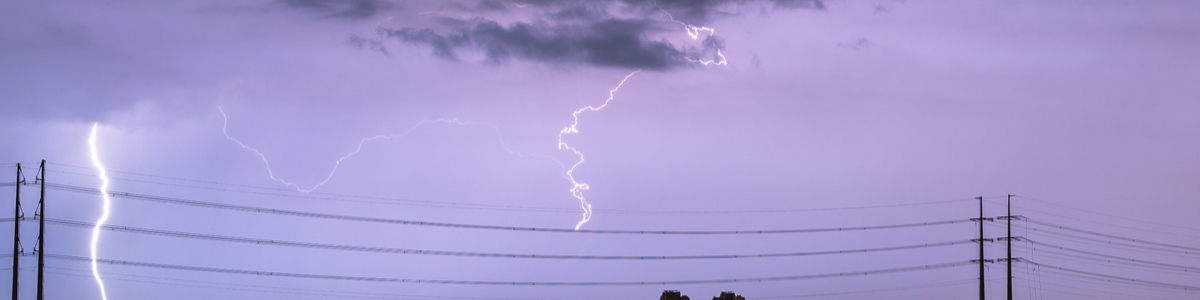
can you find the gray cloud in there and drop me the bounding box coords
[347,34,390,56]
[278,0,396,19]
[380,18,699,70]
[635,0,825,23]
[370,0,822,70]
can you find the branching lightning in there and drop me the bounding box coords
[87,123,112,300]
[225,72,648,229]
[557,70,640,230]
[659,9,728,66]
[220,106,564,193]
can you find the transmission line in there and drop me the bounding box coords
[1014,195,1200,232]
[1019,224,1200,257]
[48,183,972,235]
[1018,237,1200,272]
[1025,218,1200,252]
[1021,259,1200,291]
[756,278,979,298]
[44,217,974,260]
[996,200,1200,239]
[1011,264,1198,297]
[46,253,973,286]
[1012,280,1179,300]
[47,165,975,215]
[41,266,549,300]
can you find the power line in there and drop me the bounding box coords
[986,221,1200,257]
[40,266,551,300]
[1025,218,1200,252]
[48,183,973,235]
[1018,237,1200,272]
[1010,264,1198,298]
[1014,195,1200,232]
[1018,224,1200,257]
[756,278,978,298]
[47,169,579,214]
[46,166,976,215]
[1012,280,1180,300]
[46,253,974,286]
[995,199,1200,240]
[1021,259,1200,291]
[44,217,975,260]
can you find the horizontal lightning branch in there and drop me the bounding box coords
[219,106,564,193]
[47,183,972,235]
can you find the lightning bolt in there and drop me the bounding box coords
[87,123,112,300]
[659,8,728,66]
[558,70,640,230]
[220,106,564,193]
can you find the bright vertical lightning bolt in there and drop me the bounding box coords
[87,123,111,300]
[221,106,564,193]
[558,70,640,230]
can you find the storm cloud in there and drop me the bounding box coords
[371,0,823,70]
[380,19,697,70]
[278,0,397,19]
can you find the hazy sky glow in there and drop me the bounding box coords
[2,0,1200,299]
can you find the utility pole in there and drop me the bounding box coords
[12,164,23,300]
[970,196,994,300]
[36,160,46,300]
[1006,194,1013,300]
[977,196,984,300]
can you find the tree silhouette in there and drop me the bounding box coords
[712,291,746,300]
[661,290,691,300]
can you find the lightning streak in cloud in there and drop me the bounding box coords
[659,9,728,66]
[87,123,111,300]
[558,70,640,230]
[220,106,563,193]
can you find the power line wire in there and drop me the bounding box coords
[47,253,974,286]
[756,278,978,298]
[985,221,1200,256]
[1026,218,1200,252]
[48,183,972,235]
[43,217,974,260]
[40,266,551,300]
[1010,264,1198,297]
[1018,224,1200,257]
[1021,259,1200,291]
[1012,280,1179,300]
[994,199,1200,239]
[1018,237,1200,272]
[1015,195,1200,232]
[47,169,578,214]
[46,166,975,215]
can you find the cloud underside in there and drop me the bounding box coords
[365,0,823,70]
[279,0,395,19]
[381,20,717,70]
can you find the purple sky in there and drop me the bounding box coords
[3,0,1200,299]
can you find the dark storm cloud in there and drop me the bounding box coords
[380,19,693,70]
[629,0,825,23]
[466,0,509,12]
[372,0,822,70]
[278,0,396,19]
